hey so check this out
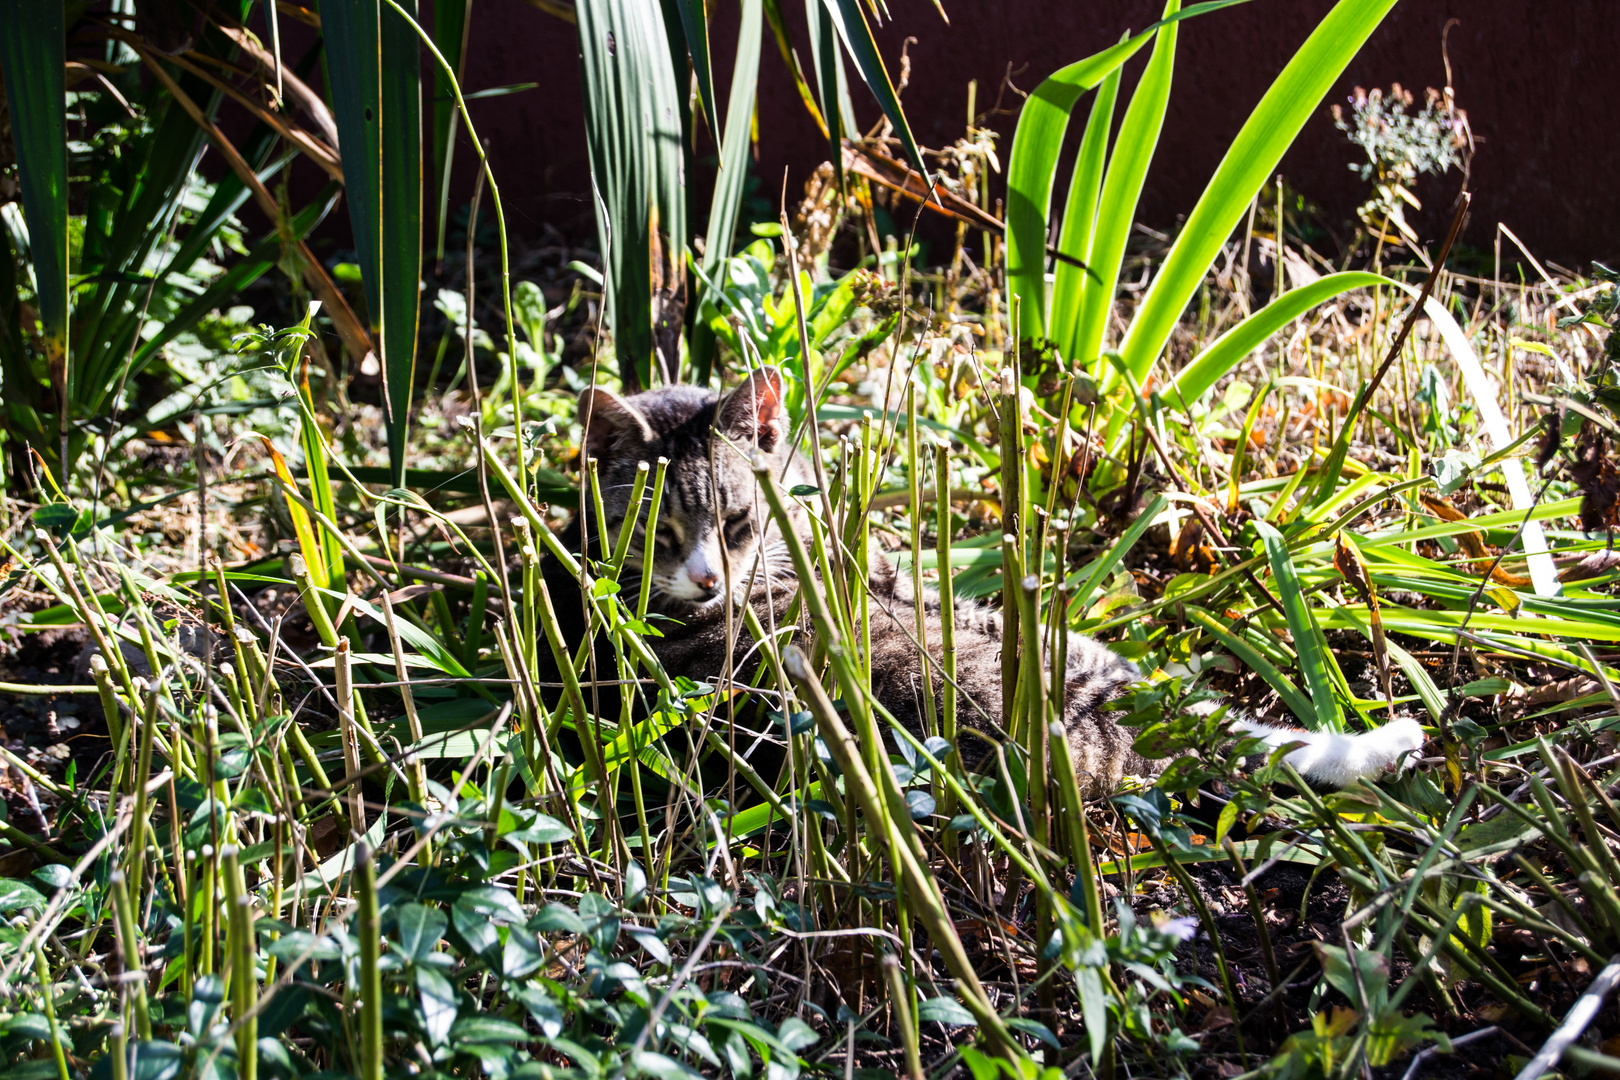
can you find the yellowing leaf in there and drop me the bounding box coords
[258,435,327,589]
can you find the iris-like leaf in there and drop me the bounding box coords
[577,0,688,390]
[1069,0,1180,371]
[1118,0,1400,383]
[0,0,67,383]
[323,0,424,487]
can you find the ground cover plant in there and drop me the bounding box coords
[4,1,1620,1079]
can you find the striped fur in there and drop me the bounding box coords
[543,372,1425,798]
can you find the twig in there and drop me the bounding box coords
[1399,1026,1498,1080]
[1511,955,1620,1080]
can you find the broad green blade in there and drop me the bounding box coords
[1003,36,1148,343]
[1070,0,1179,372]
[691,0,763,384]
[763,0,827,135]
[0,0,68,411]
[1253,521,1343,732]
[577,0,688,390]
[323,0,423,487]
[1162,272,1388,410]
[431,0,472,263]
[1048,61,1119,365]
[1003,0,1246,343]
[1118,0,1400,384]
[805,0,854,178]
[1187,607,1315,726]
[1071,492,1168,615]
[666,0,719,139]
[818,0,926,176]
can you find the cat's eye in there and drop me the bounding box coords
[654,525,678,549]
[723,511,752,548]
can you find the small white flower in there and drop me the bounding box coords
[1154,913,1199,942]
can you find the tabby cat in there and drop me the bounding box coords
[539,367,1424,795]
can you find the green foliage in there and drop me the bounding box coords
[322,0,424,488]
[11,3,1620,1079]
[577,0,689,392]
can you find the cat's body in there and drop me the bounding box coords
[540,368,1425,795]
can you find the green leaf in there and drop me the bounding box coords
[1187,607,1315,727]
[578,0,688,390]
[430,0,471,262]
[456,885,525,924]
[1005,1,1248,341]
[0,878,46,914]
[629,1050,703,1079]
[1072,493,1168,614]
[1119,0,1401,385]
[0,1012,52,1040]
[1049,58,1121,363]
[1070,0,1180,371]
[1313,941,1389,1006]
[416,965,457,1046]
[667,0,719,139]
[1161,272,1389,410]
[805,0,856,179]
[394,902,447,962]
[0,0,66,356]
[450,1015,532,1043]
[1253,521,1344,731]
[323,0,423,486]
[1005,1017,1061,1048]
[268,930,342,962]
[775,1015,820,1051]
[1075,963,1110,1064]
[691,0,763,384]
[817,0,926,176]
[504,813,573,846]
[531,902,588,935]
[916,996,977,1027]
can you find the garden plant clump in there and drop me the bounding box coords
[5,2,1620,1079]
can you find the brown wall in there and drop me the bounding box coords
[336,0,1620,267]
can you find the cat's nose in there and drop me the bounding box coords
[688,569,720,594]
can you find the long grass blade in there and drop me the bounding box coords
[692,0,763,385]
[430,0,472,263]
[577,0,688,389]
[1048,61,1120,364]
[322,0,424,487]
[1254,520,1344,731]
[0,0,68,461]
[1117,0,1400,385]
[818,0,926,175]
[667,0,719,139]
[1070,0,1179,372]
[1163,270,1389,409]
[1003,1,1248,342]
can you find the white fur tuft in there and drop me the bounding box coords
[1232,716,1426,787]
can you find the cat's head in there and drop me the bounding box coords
[577,367,798,610]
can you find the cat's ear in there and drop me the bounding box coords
[578,388,655,459]
[718,367,787,451]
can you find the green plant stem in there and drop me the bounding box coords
[357,844,383,1080]
[782,644,1022,1060]
[880,953,924,1080]
[1223,837,1282,1028]
[223,844,258,1080]
[34,943,70,1080]
[110,870,153,1042]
